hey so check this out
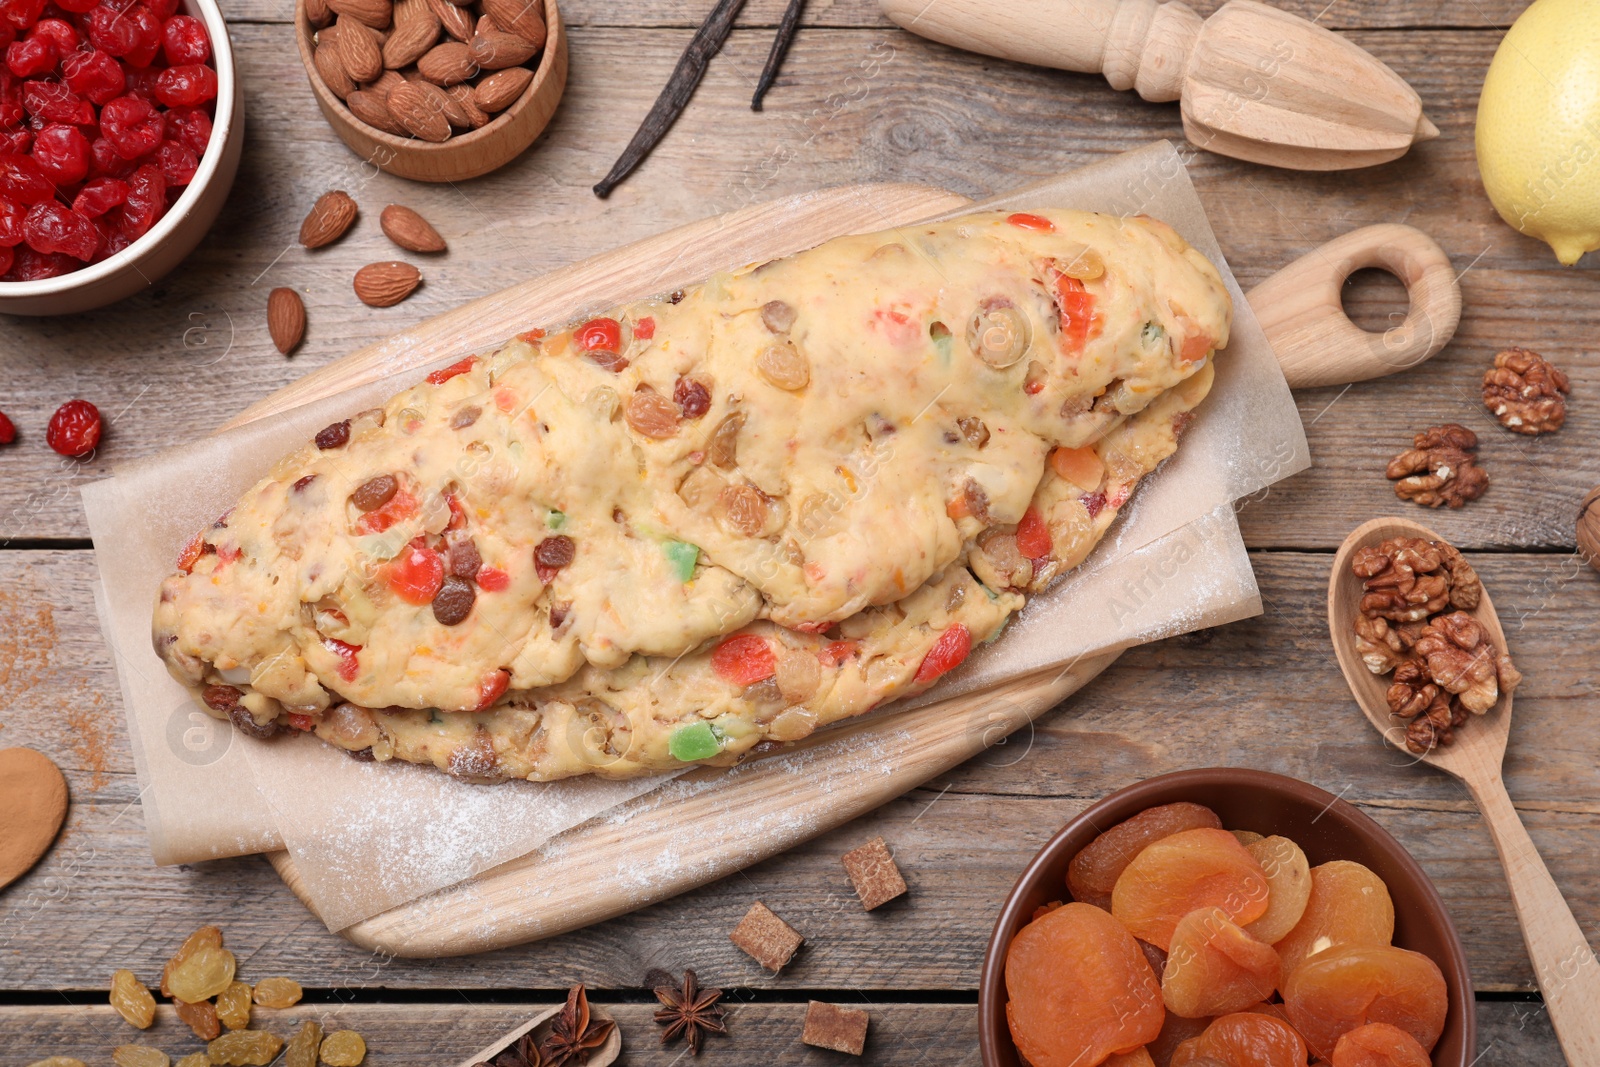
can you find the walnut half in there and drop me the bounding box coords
[1387,423,1488,509]
[1483,347,1569,436]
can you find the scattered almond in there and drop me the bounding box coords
[353,261,422,307]
[267,288,307,355]
[335,14,383,82]
[472,65,530,112]
[388,79,451,141]
[426,0,472,40]
[416,40,475,85]
[298,190,358,249]
[346,88,407,134]
[481,0,544,48]
[325,0,390,29]
[468,22,535,70]
[380,205,446,253]
[441,83,488,128]
[313,39,355,98]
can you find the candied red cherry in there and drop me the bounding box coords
[154,136,192,185]
[0,69,23,125]
[0,194,22,243]
[23,198,99,259]
[46,398,100,456]
[159,13,205,63]
[88,134,132,177]
[162,104,208,154]
[120,62,157,99]
[95,217,128,258]
[0,409,14,444]
[85,1,136,56]
[53,0,97,13]
[114,159,160,237]
[62,47,123,104]
[0,128,28,152]
[30,16,77,52]
[143,0,174,19]
[0,242,12,274]
[31,121,88,184]
[0,151,52,201]
[100,93,161,158]
[21,78,92,123]
[6,34,58,77]
[154,63,214,107]
[121,3,159,64]
[5,241,74,278]
[0,0,47,31]
[72,173,123,216]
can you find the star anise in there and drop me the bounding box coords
[537,984,614,1067]
[650,968,728,1055]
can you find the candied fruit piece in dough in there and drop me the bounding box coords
[1283,944,1448,1057]
[1068,802,1224,908]
[1243,836,1311,945]
[1004,902,1164,1067]
[1331,1022,1432,1067]
[1162,907,1282,1018]
[1275,861,1395,979]
[1170,1012,1308,1067]
[1112,828,1270,950]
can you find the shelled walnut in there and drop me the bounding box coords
[1482,347,1569,435]
[1386,424,1488,509]
[1350,536,1519,754]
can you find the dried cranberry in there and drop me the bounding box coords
[100,94,161,158]
[31,121,88,184]
[159,12,204,63]
[0,128,28,153]
[113,159,160,237]
[154,135,191,184]
[0,0,47,31]
[4,242,69,277]
[30,16,77,51]
[0,195,23,243]
[0,410,14,444]
[61,47,122,103]
[162,104,208,154]
[5,34,57,77]
[0,243,12,275]
[23,198,98,259]
[45,398,99,456]
[71,173,122,215]
[21,78,91,123]
[0,151,52,201]
[119,62,157,99]
[142,0,173,19]
[87,134,132,177]
[52,0,97,13]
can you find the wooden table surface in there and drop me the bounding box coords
[2,0,1594,1063]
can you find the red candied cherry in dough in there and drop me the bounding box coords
[385,537,445,605]
[576,316,621,352]
[915,623,971,683]
[1015,507,1052,560]
[712,634,776,686]
[1006,212,1056,233]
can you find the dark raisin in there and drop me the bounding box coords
[448,537,482,581]
[669,289,685,304]
[549,600,571,629]
[431,576,475,626]
[674,376,711,419]
[535,535,575,570]
[315,420,351,449]
[202,684,242,711]
[345,746,376,761]
[351,474,398,512]
[226,702,282,741]
[450,405,482,430]
[292,474,317,492]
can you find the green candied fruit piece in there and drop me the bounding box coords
[929,320,953,365]
[669,720,722,762]
[663,540,700,582]
[1141,321,1165,348]
[547,509,566,529]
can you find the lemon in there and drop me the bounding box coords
[1476,0,1600,265]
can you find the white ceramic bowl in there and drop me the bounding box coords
[0,0,243,316]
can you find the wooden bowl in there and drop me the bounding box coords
[0,0,243,316]
[294,0,566,183]
[978,767,1476,1065]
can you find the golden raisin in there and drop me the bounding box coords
[252,977,304,1009]
[1111,828,1270,951]
[112,1047,169,1067]
[320,1030,367,1066]
[1067,802,1224,908]
[1242,836,1311,945]
[161,926,223,998]
[110,969,156,1029]
[285,1020,324,1067]
[216,981,253,1030]
[28,1059,89,1067]
[1274,861,1395,979]
[167,941,236,1004]
[208,1031,285,1067]
[176,1057,210,1067]
[1283,944,1447,1058]
[175,996,221,1041]
[1162,907,1281,1018]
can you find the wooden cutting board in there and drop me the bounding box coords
[235,179,1460,955]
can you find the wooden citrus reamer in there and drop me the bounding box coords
[879,0,1438,170]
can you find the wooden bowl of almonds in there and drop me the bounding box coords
[294,0,566,182]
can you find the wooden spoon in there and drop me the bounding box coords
[451,999,620,1067]
[1329,517,1600,1059]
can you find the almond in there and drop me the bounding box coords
[299,190,358,249]
[380,204,447,253]
[346,88,407,134]
[416,40,476,85]
[326,0,390,29]
[304,0,332,27]
[441,83,488,128]
[314,39,356,98]
[481,0,543,49]
[387,79,451,141]
[353,261,422,307]
[471,65,530,112]
[336,14,383,83]
[467,24,537,71]
[369,68,406,97]
[425,0,472,40]
[383,0,438,67]
[267,288,306,355]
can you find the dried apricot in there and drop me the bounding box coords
[216,981,253,1030]
[1331,1022,1431,1067]
[208,1031,285,1067]
[1170,1012,1308,1067]
[1275,861,1395,979]
[1147,1012,1212,1067]
[253,976,303,1008]
[161,925,222,998]
[1005,902,1165,1067]
[1243,836,1311,945]
[110,968,156,1029]
[1283,944,1447,1056]
[286,1020,324,1067]
[1112,828,1270,950]
[1068,802,1224,908]
[320,1030,367,1066]
[1106,1050,1157,1067]
[111,1047,169,1067]
[1162,907,1281,1018]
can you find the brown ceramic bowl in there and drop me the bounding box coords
[979,767,1475,1065]
[293,0,566,183]
[0,0,242,315]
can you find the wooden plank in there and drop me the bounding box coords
[0,1000,1565,1065]
[3,548,1596,991]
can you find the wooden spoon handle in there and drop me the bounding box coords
[1465,773,1600,1059]
[1246,223,1462,390]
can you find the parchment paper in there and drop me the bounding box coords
[82,141,1308,931]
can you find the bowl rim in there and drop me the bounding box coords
[977,766,1477,1066]
[0,0,238,295]
[292,0,561,157]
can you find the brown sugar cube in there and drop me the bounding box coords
[841,836,908,911]
[728,900,803,973]
[802,1000,869,1056]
